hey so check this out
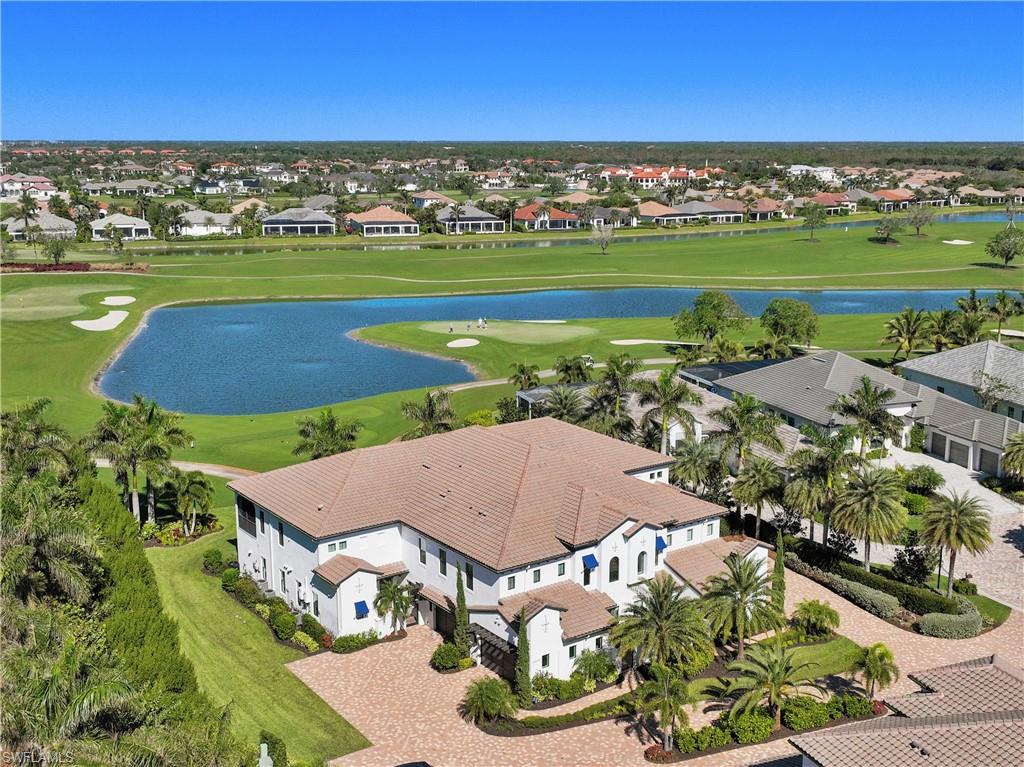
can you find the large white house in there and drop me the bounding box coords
[229,418,767,681]
[178,210,240,237]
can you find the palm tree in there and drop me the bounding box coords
[720,640,824,730]
[396,189,413,213]
[856,643,900,699]
[954,310,986,345]
[400,389,457,440]
[542,385,586,424]
[828,376,904,459]
[924,309,959,352]
[170,469,214,537]
[921,491,991,597]
[705,337,744,363]
[504,199,519,231]
[832,468,906,571]
[609,573,712,669]
[553,354,591,384]
[292,409,363,459]
[373,578,417,635]
[732,457,784,540]
[0,398,71,479]
[1003,432,1024,479]
[702,554,778,659]
[882,307,928,361]
[785,425,862,545]
[461,677,516,724]
[129,396,191,525]
[956,288,988,317]
[709,393,783,475]
[635,664,696,753]
[989,290,1018,343]
[14,191,38,233]
[449,202,464,234]
[598,353,643,418]
[748,335,792,360]
[636,367,700,454]
[508,362,541,391]
[671,438,721,494]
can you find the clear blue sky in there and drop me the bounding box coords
[3,1,1021,141]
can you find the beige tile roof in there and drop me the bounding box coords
[313,554,382,586]
[347,205,416,224]
[230,419,719,572]
[662,536,761,593]
[497,581,617,640]
[417,583,455,611]
[886,655,1024,718]
[377,561,410,579]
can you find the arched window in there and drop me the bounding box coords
[609,556,620,582]
[637,551,647,575]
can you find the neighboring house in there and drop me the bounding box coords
[514,203,579,230]
[844,188,879,207]
[0,173,58,201]
[791,654,1024,767]
[302,194,337,211]
[90,212,152,241]
[231,197,268,215]
[412,190,457,209]
[673,201,745,223]
[787,165,839,184]
[228,418,768,681]
[82,182,116,196]
[178,210,240,237]
[748,198,784,221]
[712,350,1024,476]
[806,192,856,215]
[346,205,419,237]
[636,200,689,225]
[113,179,174,197]
[897,341,1024,421]
[580,206,636,228]
[261,208,337,236]
[435,203,505,234]
[874,188,914,212]
[1,211,77,241]
[553,191,601,206]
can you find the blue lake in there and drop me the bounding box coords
[100,288,999,415]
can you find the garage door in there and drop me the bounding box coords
[434,606,455,639]
[930,433,946,458]
[948,441,970,468]
[979,449,1000,475]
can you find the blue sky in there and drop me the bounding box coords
[2,1,1021,141]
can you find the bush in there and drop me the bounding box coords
[462,677,517,723]
[835,561,957,616]
[220,567,240,592]
[953,577,978,596]
[839,694,873,718]
[233,577,262,609]
[918,597,982,638]
[331,631,378,654]
[793,599,840,639]
[431,642,462,671]
[644,744,672,762]
[677,641,716,679]
[259,730,287,767]
[908,424,926,453]
[902,492,929,516]
[532,672,587,702]
[786,554,900,620]
[301,613,326,639]
[320,633,334,650]
[458,657,474,671]
[254,603,271,621]
[515,693,633,729]
[903,465,945,494]
[572,649,618,683]
[202,548,225,574]
[865,448,888,460]
[291,630,319,652]
[693,724,732,751]
[729,711,774,744]
[890,542,940,587]
[783,697,830,731]
[265,596,289,619]
[271,612,296,641]
[140,521,159,541]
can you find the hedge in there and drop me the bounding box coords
[272,612,297,640]
[515,693,633,730]
[729,711,774,744]
[430,642,463,670]
[835,561,957,616]
[953,578,978,596]
[902,492,929,516]
[676,724,732,754]
[785,554,899,619]
[331,631,379,654]
[918,596,982,638]
[782,697,830,731]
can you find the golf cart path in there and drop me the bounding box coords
[95,458,256,480]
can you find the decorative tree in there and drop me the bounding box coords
[454,564,470,658]
[514,608,532,707]
[772,532,786,618]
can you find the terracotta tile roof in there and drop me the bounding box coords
[514,203,577,222]
[416,583,454,611]
[497,581,616,640]
[313,554,382,586]
[809,192,850,206]
[875,188,915,201]
[347,205,416,224]
[230,419,721,572]
[377,561,410,579]
[886,655,1024,718]
[412,190,456,204]
[636,200,683,217]
[751,198,781,212]
[663,536,761,593]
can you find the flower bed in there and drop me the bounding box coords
[526,680,615,711]
[478,693,635,736]
[143,518,223,547]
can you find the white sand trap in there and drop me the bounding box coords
[101,295,136,306]
[942,239,973,245]
[519,319,566,324]
[611,339,695,346]
[72,311,129,331]
[447,338,480,348]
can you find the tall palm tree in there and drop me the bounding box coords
[720,640,824,731]
[635,664,696,753]
[373,578,417,635]
[292,409,363,459]
[553,354,591,384]
[1003,432,1024,479]
[508,362,541,391]
[705,337,744,363]
[599,353,643,418]
[832,468,906,571]
[954,311,986,345]
[989,290,1019,343]
[671,438,721,495]
[14,191,38,233]
[542,385,586,424]
[709,393,783,475]
[400,389,457,440]
[882,307,928,361]
[828,376,904,459]
[856,643,900,699]
[130,396,191,525]
[956,288,988,317]
[504,199,519,231]
[170,469,214,537]
[785,425,862,545]
[396,189,413,213]
[636,367,700,454]
[732,457,784,540]
[924,308,959,352]
[920,491,991,597]
[449,202,464,234]
[0,398,71,479]
[748,335,792,360]
[701,554,778,659]
[609,573,712,669]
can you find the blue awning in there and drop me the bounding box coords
[582,554,599,570]
[656,536,668,552]
[354,600,369,618]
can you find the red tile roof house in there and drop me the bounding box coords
[514,202,579,231]
[806,191,857,215]
[228,418,768,682]
[748,197,784,221]
[874,188,915,213]
[346,205,420,237]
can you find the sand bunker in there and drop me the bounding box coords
[610,339,694,346]
[447,338,480,348]
[942,239,973,245]
[101,295,136,306]
[72,311,129,331]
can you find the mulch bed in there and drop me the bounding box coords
[526,681,615,711]
[478,709,631,738]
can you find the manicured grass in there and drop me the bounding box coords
[144,482,369,763]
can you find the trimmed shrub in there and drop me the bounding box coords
[254,603,271,621]
[233,577,262,609]
[908,424,926,453]
[835,561,957,616]
[693,724,732,751]
[532,672,586,702]
[259,730,287,767]
[783,697,830,731]
[220,567,240,592]
[430,642,462,671]
[865,448,888,460]
[265,596,289,620]
[953,577,978,596]
[674,727,698,754]
[301,613,326,639]
[891,542,939,587]
[271,612,296,641]
[839,694,874,718]
[730,711,774,744]
[918,597,982,638]
[202,547,224,574]
[903,465,945,494]
[824,695,845,720]
[457,657,474,671]
[291,630,319,652]
[786,554,900,620]
[331,631,378,654]
[572,649,618,683]
[515,694,633,729]
[678,641,716,679]
[902,492,929,516]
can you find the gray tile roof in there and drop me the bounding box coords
[887,655,1024,718]
[1,211,76,234]
[180,210,235,226]
[673,201,727,215]
[897,342,1024,404]
[301,194,337,211]
[436,203,500,222]
[89,212,149,228]
[262,207,335,224]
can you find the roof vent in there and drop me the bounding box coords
[911,741,919,749]
[920,748,929,757]
[317,504,323,511]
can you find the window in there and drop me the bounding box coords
[237,497,257,537]
[296,579,303,602]
[609,557,620,583]
[657,470,664,479]
[583,568,591,586]
[419,538,426,565]
[260,557,266,579]
[707,522,714,536]
[1009,407,1016,419]
[507,575,515,590]
[439,549,447,576]
[595,637,603,650]
[277,521,284,546]
[466,562,474,590]
[937,386,945,394]
[637,551,647,574]
[687,528,694,542]
[313,596,319,617]
[339,540,347,550]
[558,562,565,577]
[648,472,655,480]
[541,654,550,668]
[328,543,337,553]
[280,569,287,593]
[568,645,577,659]
[533,569,541,584]
[258,509,265,533]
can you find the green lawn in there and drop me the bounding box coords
[144,480,369,763]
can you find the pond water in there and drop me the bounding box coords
[100,287,999,415]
